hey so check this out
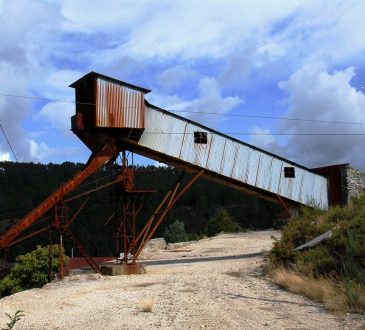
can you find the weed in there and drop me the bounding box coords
[2,310,25,330]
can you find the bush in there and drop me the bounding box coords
[163,219,188,244]
[204,208,240,237]
[0,245,68,298]
[269,194,365,312]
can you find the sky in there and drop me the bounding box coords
[0,0,365,170]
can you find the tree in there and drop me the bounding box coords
[163,219,188,244]
[0,245,68,297]
[204,208,240,237]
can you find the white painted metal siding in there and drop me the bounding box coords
[139,107,329,208]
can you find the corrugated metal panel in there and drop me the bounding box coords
[139,107,329,209]
[139,111,186,158]
[95,78,145,128]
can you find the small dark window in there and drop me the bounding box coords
[284,167,295,178]
[194,131,207,144]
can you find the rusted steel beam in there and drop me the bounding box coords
[64,198,90,229]
[133,170,204,262]
[63,228,101,273]
[0,142,119,249]
[5,224,52,248]
[58,232,64,279]
[64,177,122,203]
[104,213,115,225]
[140,181,180,248]
[126,189,173,256]
[277,195,292,218]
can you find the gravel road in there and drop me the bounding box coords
[0,230,364,329]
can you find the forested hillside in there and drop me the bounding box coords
[0,161,279,259]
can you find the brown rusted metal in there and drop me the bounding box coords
[276,195,292,219]
[126,189,173,256]
[64,178,122,203]
[96,78,146,129]
[0,142,119,249]
[63,228,101,273]
[64,198,90,228]
[5,224,53,248]
[133,170,204,262]
[58,233,64,279]
[48,228,53,282]
[312,164,348,206]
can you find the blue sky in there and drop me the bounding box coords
[0,0,365,169]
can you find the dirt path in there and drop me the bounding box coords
[1,230,364,329]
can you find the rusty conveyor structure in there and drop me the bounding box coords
[0,72,334,273]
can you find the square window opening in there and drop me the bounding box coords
[194,131,207,144]
[284,167,295,178]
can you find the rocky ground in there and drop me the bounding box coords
[1,230,364,329]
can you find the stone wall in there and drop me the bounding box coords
[345,166,365,202]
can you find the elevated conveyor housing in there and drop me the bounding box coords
[71,72,329,210]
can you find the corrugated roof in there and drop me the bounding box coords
[69,71,151,94]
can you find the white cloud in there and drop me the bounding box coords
[157,66,196,92]
[61,0,150,33]
[42,69,83,99]
[185,78,242,125]
[0,152,10,161]
[0,63,33,161]
[276,64,365,169]
[38,102,74,133]
[147,77,242,127]
[29,139,81,163]
[249,126,276,149]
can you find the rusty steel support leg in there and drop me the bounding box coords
[58,232,64,279]
[127,190,173,256]
[64,198,90,229]
[126,177,183,257]
[132,170,204,263]
[53,205,64,279]
[116,201,140,263]
[277,195,292,218]
[1,228,7,272]
[48,228,53,282]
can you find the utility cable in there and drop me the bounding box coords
[0,92,364,126]
[144,131,365,136]
[168,110,365,126]
[0,123,18,162]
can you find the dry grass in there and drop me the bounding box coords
[139,298,155,313]
[271,268,365,313]
[272,268,334,303]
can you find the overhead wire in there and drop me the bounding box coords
[0,92,364,126]
[144,131,365,136]
[0,122,19,162]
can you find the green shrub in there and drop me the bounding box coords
[269,194,365,313]
[3,310,25,330]
[0,245,68,298]
[163,219,188,244]
[204,208,240,237]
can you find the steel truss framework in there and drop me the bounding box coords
[0,144,204,276]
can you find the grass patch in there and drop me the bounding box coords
[272,268,334,303]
